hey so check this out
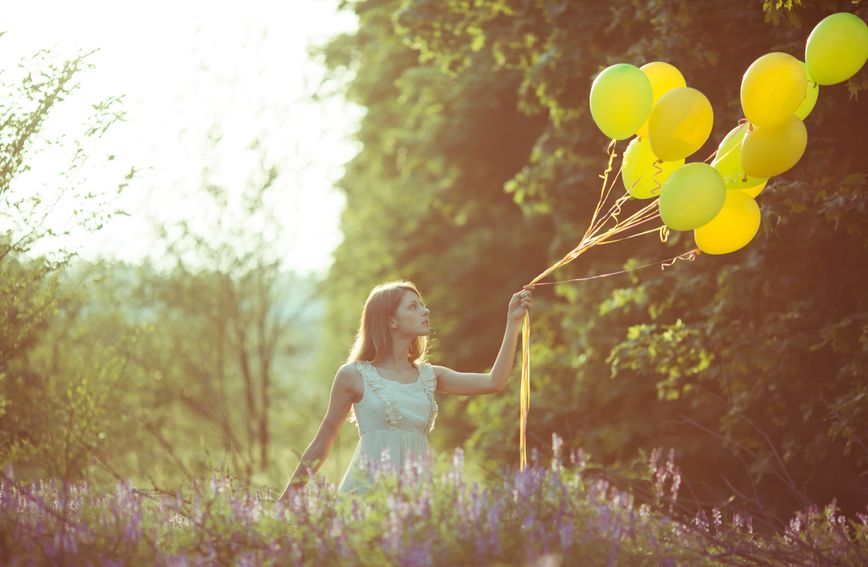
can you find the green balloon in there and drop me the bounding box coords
[659,163,727,231]
[589,64,653,140]
[711,123,767,189]
[805,12,868,86]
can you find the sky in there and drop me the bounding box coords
[1,0,361,278]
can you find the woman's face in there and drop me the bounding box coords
[390,290,430,336]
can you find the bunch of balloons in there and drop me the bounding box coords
[588,12,868,255]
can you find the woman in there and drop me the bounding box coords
[277,280,533,501]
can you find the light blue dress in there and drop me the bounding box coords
[337,360,438,495]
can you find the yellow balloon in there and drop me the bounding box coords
[739,180,768,199]
[806,12,868,86]
[636,62,686,139]
[589,64,653,140]
[740,52,807,127]
[648,87,714,162]
[795,62,819,120]
[711,123,767,190]
[741,116,807,179]
[621,136,684,199]
[694,191,761,255]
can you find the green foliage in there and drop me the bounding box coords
[0,43,130,484]
[607,319,712,401]
[0,42,322,493]
[0,46,130,260]
[318,0,868,520]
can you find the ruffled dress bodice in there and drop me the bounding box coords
[337,361,438,495]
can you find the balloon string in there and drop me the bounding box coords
[518,140,618,471]
[660,248,699,268]
[589,191,662,247]
[650,159,663,196]
[597,226,661,246]
[708,120,755,165]
[528,248,701,286]
[711,138,738,164]
[659,225,671,243]
[606,193,630,227]
[539,199,660,282]
[590,189,630,237]
[519,310,530,470]
[586,139,620,239]
[515,138,704,470]
[711,122,762,183]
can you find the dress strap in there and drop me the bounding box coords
[355,361,405,430]
[355,360,379,386]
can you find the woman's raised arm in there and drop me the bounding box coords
[434,288,533,396]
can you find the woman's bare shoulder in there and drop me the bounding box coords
[336,362,364,401]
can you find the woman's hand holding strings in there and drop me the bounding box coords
[507,287,534,323]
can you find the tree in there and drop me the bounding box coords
[0,41,131,480]
[318,0,868,519]
[108,137,326,486]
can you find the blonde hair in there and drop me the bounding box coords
[347,280,429,367]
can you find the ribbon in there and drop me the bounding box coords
[516,139,701,470]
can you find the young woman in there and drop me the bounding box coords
[277,280,533,501]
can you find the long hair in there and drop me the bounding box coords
[347,280,428,367]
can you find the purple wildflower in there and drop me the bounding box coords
[486,501,502,554]
[559,519,574,551]
[599,505,611,534]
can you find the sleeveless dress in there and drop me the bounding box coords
[337,360,439,495]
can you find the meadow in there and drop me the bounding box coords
[4,438,866,566]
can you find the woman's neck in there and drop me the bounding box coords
[373,353,415,371]
[374,334,415,371]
